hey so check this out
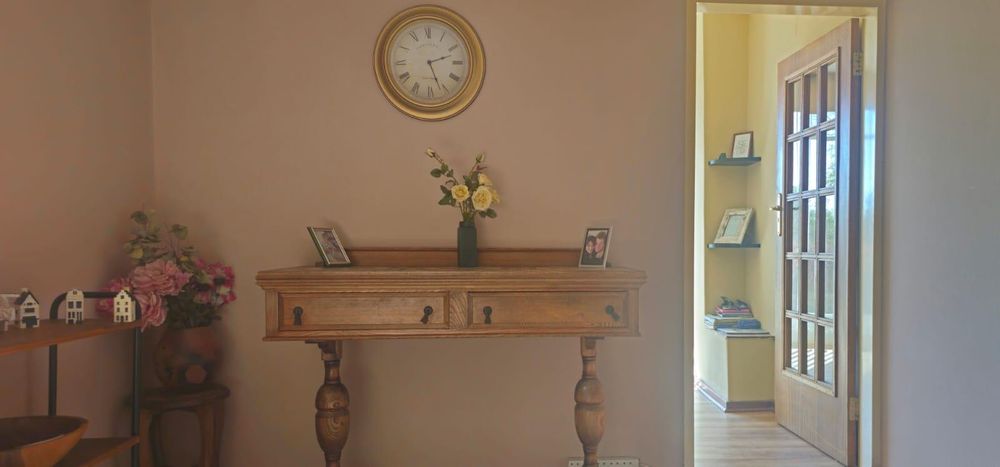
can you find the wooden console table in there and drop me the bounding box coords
[256,248,646,467]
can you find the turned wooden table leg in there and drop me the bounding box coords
[316,341,350,467]
[575,337,605,467]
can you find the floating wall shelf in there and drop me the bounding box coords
[708,242,761,249]
[708,156,761,167]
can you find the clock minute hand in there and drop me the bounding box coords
[428,54,452,64]
[426,60,442,90]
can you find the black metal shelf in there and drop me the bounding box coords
[708,156,761,166]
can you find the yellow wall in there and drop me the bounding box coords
[697,13,852,404]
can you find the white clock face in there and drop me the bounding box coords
[389,19,469,105]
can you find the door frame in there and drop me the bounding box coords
[683,1,888,466]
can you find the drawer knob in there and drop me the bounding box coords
[483,306,493,325]
[292,306,304,325]
[605,305,620,322]
[421,306,434,324]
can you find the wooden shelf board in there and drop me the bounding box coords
[708,156,761,166]
[56,436,139,467]
[0,320,140,357]
[708,243,761,249]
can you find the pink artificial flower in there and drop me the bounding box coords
[130,259,191,297]
[134,291,165,329]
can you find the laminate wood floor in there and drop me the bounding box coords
[695,392,843,467]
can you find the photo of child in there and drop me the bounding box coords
[579,227,613,268]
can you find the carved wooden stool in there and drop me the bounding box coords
[139,383,230,467]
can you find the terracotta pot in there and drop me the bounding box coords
[153,325,221,388]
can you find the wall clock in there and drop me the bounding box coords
[373,5,485,121]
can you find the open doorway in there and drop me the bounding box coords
[688,2,883,466]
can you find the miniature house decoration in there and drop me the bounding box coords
[14,289,41,329]
[0,296,15,332]
[66,289,85,324]
[113,288,136,323]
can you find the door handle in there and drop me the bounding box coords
[774,193,784,237]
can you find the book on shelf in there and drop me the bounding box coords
[703,314,761,330]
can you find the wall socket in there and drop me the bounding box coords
[567,457,642,467]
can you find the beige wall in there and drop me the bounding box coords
[149,1,684,465]
[0,0,153,447]
[883,1,1000,465]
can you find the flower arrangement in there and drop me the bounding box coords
[98,210,235,329]
[425,147,500,222]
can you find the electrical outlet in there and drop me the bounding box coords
[567,457,641,467]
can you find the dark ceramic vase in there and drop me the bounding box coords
[457,220,478,268]
[153,325,221,387]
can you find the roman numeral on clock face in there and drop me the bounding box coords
[398,72,410,83]
[449,73,461,82]
[448,44,458,52]
[409,31,419,42]
[425,27,432,39]
[395,59,407,66]
[411,82,420,94]
[426,86,434,98]
[452,60,464,65]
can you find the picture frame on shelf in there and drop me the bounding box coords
[578,226,613,268]
[731,131,754,158]
[713,208,754,245]
[307,227,352,267]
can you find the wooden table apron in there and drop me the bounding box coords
[257,265,646,467]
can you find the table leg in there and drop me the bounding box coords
[575,337,605,467]
[139,410,154,467]
[316,341,350,467]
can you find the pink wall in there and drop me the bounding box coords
[0,0,153,444]
[150,0,685,465]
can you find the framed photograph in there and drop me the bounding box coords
[307,227,352,267]
[731,131,754,158]
[579,227,613,268]
[714,208,754,244]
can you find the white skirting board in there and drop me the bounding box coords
[567,458,644,467]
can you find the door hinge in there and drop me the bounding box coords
[851,51,864,77]
[848,397,860,421]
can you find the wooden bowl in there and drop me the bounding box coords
[0,416,88,467]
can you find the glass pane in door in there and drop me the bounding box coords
[791,80,803,133]
[806,322,817,377]
[825,62,838,122]
[822,325,835,384]
[825,129,838,187]
[824,260,836,320]
[789,317,801,371]
[824,195,837,253]
[791,140,803,192]
[808,137,820,190]
[806,70,820,128]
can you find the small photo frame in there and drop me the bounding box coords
[731,131,754,158]
[579,227,613,268]
[307,227,352,267]
[714,208,754,245]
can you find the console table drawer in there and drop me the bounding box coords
[468,292,628,329]
[279,293,448,329]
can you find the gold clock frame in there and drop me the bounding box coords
[373,5,485,121]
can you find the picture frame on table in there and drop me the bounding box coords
[579,227,613,268]
[307,227,352,267]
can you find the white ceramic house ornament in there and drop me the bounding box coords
[14,289,41,329]
[66,289,85,324]
[113,289,136,323]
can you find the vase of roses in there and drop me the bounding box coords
[99,210,236,387]
[426,148,500,268]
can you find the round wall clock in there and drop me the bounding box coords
[373,5,485,121]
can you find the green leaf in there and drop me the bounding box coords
[485,208,497,218]
[170,224,188,239]
[440,185,450,194]
[431,168,443,178]
[438,194,452,205]
[130,210,149,225]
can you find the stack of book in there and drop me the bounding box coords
[704,297,769,336]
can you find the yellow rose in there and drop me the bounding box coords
[451,184,471,202]
[489,187,500,205]
[472,186,493,211]
[425,147,438,159]
[478,173,494,186]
